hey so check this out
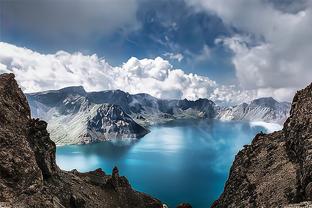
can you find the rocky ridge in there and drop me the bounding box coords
[28,88,149,144]
[0,73,162,208]
[27,86,290,145]
[216,97,290,124]
[212,82,312,207]
[27,87,216,144]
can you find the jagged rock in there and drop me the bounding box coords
[26,86,217,144]
[27,86,290,145]
[216,97,290,124]
[212,82,312,207]
[0,73,162,208]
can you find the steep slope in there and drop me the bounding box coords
[28,89,149,144]
[216,97,290,124]
[27,87,216,144]
[212,83,312,207]
[28,86,290,145]
[0,73,162,208]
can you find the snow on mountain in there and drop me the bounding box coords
[27,87,290,145]
[216,97,291,124]
[27,88,149,145]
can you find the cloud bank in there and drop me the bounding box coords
[0,42,256,103]
[188,0,312,101]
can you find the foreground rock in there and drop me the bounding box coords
[212,83,312,207]
[0,74,162,208]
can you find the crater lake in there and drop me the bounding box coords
[56,120,274,207]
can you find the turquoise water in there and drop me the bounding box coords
[56,120,267,207]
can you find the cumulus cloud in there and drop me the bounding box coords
[187,0,312,101]
[0,42,262,104]
[0,42,250,103]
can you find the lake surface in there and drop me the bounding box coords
[56,120,270,207]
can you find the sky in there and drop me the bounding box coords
[0,0,311,104]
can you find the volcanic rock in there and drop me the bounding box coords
[212,82,312,207]
[0,73,162,208]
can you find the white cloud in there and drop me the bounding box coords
[163,52,184,62]
[195,44,211,63]
[188,0,312,101]
[1,42,252,103]
[6,41,293,104]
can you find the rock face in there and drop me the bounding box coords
[27,88,149,144]
[216,97,290,124]
[212,83,312,207]
[27,86,290,145]
[0,73,162,208]
[27,87,216,144]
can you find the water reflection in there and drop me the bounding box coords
[56,120,268,207]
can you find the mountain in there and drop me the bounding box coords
[27,86,290,145]
[216,97,291,124]
[27,87,216,144]
[0,73,162,208]
[212,82,312,207]
[27,87,151,144]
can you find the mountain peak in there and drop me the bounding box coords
[58,85,87,96]
[0,73,31,120]
[251,97,277,104]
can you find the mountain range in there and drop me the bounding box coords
[27,86,291,145]
[3,73,312,207]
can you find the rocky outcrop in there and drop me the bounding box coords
[216,97,290,124]
[85,104,150,144]
[0,73,162,208]
[27,87,216,144]
[27,86,290,145]
[28,89,149,145]
[212,83,312,207]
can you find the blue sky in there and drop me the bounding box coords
[0,0,237,84]
[0,0,311,103]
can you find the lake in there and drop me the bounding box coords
[56,120,272,207]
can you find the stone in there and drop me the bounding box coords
[0,73,163,208]
[213,81,312,207]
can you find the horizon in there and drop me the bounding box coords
[25,81,287,104]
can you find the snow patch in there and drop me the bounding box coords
[250,121,283,133]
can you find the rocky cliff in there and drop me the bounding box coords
[27,86,290,145]
[212,83,312,207]
[216,97,290,124]
[27,87,216,144]
[0,73,162,208]
[27,88,149,144]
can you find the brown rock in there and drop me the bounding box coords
[212,82,312,207]
[0,73,162,208]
